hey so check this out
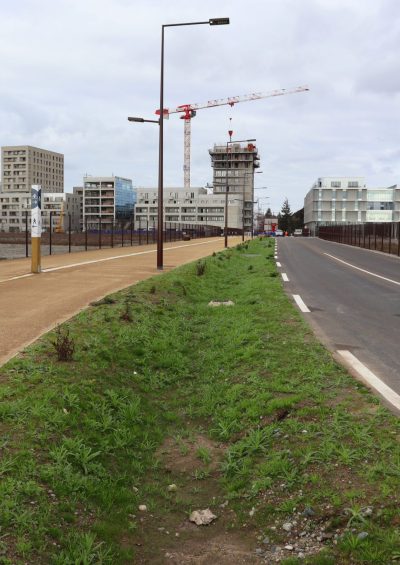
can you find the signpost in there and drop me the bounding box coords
[31,185,42,273]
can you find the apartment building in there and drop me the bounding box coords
[209,141,260,232]
[0,192,66,232]
[304,177,400,232]
[1,145,64,193]
[134,187,243,230]
[65,187,83,232]
[83,176,135,230]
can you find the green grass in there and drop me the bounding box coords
[1,238,400,563]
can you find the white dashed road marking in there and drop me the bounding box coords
[276,262,281,267]
[281,273,289,282]
[292,294,310,313]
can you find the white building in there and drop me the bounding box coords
[134,187,243,231]
[0,192,64,232]
[304,177,400,232]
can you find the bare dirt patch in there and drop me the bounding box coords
[157,434,225,474]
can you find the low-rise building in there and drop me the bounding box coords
[134,187,243,231]
[304,177,400,232]
[0,192,65,232]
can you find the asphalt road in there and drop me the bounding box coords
[276,237,400,400]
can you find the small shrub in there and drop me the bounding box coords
[269,272,278,277]
[120,300,133,322]
[90,295,116,306]
[212,252,216,257]
[149,285,156,294]
[196,261,206,276]
[52,326,75,362]
[248,265,254,271]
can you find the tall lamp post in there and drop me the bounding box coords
[158,18,229,269]
[239,169,263,241]
[253,188,270,236]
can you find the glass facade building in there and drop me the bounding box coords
[83,176,135,230]
[115,177,136,219]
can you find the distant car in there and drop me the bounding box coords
[293,229,303,237]
[275,229,284,237]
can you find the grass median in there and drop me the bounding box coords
[0,238,400,564]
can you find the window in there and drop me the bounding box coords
[331,181,341,188]
[348,181,359,188]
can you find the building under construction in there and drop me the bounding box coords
[209,141,260,233]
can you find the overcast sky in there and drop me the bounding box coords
[1,0,399,213]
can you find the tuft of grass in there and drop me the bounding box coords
[195,261,206,276]
[52,326,75,361]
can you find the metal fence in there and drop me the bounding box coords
[0,212,221,259]
[318,222,400,256]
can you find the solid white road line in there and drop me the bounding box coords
[0,273,34,283]
[324,253,400,287]
[337,350,400,412]
[292,294,310,313]
[281,273,289,282]
[276,262,281,267]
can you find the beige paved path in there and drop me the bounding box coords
[0,237,243,367]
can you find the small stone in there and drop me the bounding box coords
[132,487,139,493]
[189,509,217,526]
[167,484,178,492]
[357,531,369,540]
[362,507,373,517]
[255,548,263,555]
[262,537,270,545]
[138,505,147,512]
[285,545,294,550]
[282,522,293,532]
[302,506,315,517]
[249,507,256,517]
[298,552,305,559]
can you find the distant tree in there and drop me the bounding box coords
[291,207,304,230]
[278,198,292,233]
[264,207,273,219]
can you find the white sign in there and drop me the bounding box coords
[31,185,42,237]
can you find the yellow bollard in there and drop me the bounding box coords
[31,236,41,273]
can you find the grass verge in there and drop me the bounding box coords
[0,238,400,564]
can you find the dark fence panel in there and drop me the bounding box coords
[319,222,400,257]
[0,218,222,259]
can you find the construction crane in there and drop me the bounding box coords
[155,85,309,188]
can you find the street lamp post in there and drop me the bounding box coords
[239,170,263,241]
[158,18,229,269]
